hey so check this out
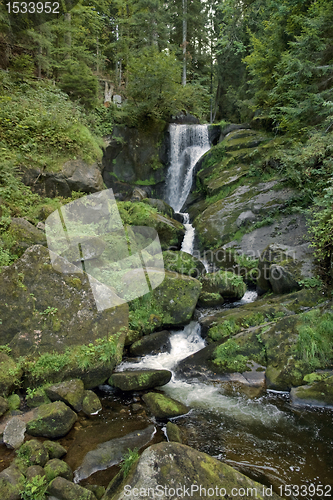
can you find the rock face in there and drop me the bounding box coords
[0,245,128,359]
[142,392,189,418]
[106,442,281,500]
[102,125,168,199]
[26,401,77,438]
[109,369,172,391]
[22,159,104,197]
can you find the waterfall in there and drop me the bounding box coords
[165,124,210,213]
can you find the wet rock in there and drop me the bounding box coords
[7,218,46,258]
[197,291,225,307]
[106,442,281,500]
[200,271,246,300]
[129,331,171,356]
[26,401,77,438]
[44,458,73,482]
[166,422,182,443]
[18,439,49,466]
[109,369,172,391]
[0,395,9,416]
[82,390,102,415]
[25,465,45,481]
[45,379,85,412]
[290,373,333,408]
[142,392,189,419]
[73,425,156,482]
[47,476,96,500]
[43,440,67,459]
[3,417,26,449]
[162,250,205,278]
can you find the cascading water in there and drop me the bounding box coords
[165,124,210,257]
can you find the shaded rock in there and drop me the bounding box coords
[26,401,77,438]
[73,425,156,483]
[18,439,49,466]
[269,264,300,295]
[201,271,246,300]
[0,395,9,416]
[166,422,182,443]
[142,392,189,418]
[26,388,51,408]
[82,390,102,415]
[43,440,67,459]
[47,476,96,500]
[25,465,45,481]
[44,458,73,482]
[129,331,171,357]
[124,329,142,347]
[45,379,85,412]
[85,485,106,500]
[106,442,281,500]
[290,374,333,408]
[7,218,46,258]
[162,250,205,278]
[130,187,149,202]
[109,369,172,391]
[3,417,26,449]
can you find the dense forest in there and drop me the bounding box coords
[0,0,333,272]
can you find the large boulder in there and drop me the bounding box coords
[47,476,96,500]
[22,159,104,198]
[105,442,281,500]
[200,271,246,300]
[109,369,172,391]
[290,372,333,408]
[26,401,77,438]
[0,465,24,500]
[257,243,315,295]
[129,330,171,356]
[162,250,205,278]
[0,244,128,362]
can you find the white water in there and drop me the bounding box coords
[165,124,210,214]
[118,322,285,428]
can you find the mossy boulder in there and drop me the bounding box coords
[200,271,246,300]
[26,401,77,438]
[26,388,51,408]
[142,392,189,418]
[25,465,45,481]
[129,330,171,356]
[142,198,174,218]
[82,390,102,415]
[290,373,333,407]
[18,439,49,466]
[44,458,73,482]
[0,465,24,500]
[0,245,128,363]
[43,440,67,459]
[106,442,281,500]
[47,476,96,500]
[109,369,172,391]
[162,250,205,278]
[197,291,224,307]
[166,422,182,443]
[7,394,20,411]
[44,379,85,412]
[6,218,46,258]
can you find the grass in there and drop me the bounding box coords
[120,448,139,477]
